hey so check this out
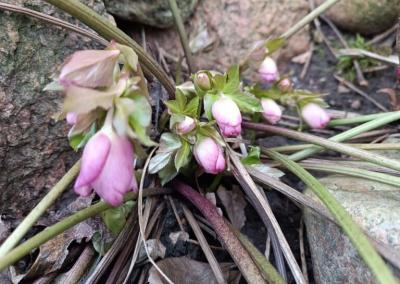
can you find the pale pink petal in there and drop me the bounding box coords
[194,138,226,174]
[74,132,111,190]
[258,57,279,83]
[74,185,92,197]
[177,116,196,134]
[60,49,120,88]
[301,103,331,129]
[261,99,282,124]
[212,97,242,137]
[92,135,134,206]
[66,112,78,125]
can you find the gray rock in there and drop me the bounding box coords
[317,0,400,35]
[304,140,400,283]
[0,0,112,217]
[104,0,198,28]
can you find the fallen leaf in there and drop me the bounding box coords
[217,186,247,230]
[169,231,189,245]
[137,239,166,263]
[148,257,238,284]
[378,88,398,110]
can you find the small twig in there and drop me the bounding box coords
[299,219,309,284]
[181,204,227,284]
[321,15,368,86]
[61,245,95,283]
[337,48,399,66]
[300,43,314,79]
[168,0,195,73]
[334,75,388,111]
[167,196,185,231]
[368,24,398,45]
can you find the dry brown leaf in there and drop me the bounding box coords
[137,239,166,263]
[148,257,238,284]
[378,88,398,110]
[217,186,247,230]
[168,231,189,246]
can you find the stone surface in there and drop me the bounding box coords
[145,0,310,73]
[104,0,198,28]
[317,0,400,35]
[304,141,400,283]
[0,0,112,217]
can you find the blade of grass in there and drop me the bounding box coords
[228,148,306,284]
[172,180,265,284]
[328,112,391,127]
[228,225,286,284]
[44,0,175,97]
[243,121,400,172]
[265,143,400,153]
[0,188,171,271]
[266,150,398,284]
[0,160,81,257]
[181,204,227,284]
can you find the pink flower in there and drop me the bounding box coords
[194,137,225,174]
[301,103,331,129]
[195,72,211,90]
[278,78,292,92]
[177,116,196,134]
[261,99,282,124]
[258,57,279,83]
[212,97,242,137]
[74,128,137,206]
[60,49,120,88]
[66,112,78,125]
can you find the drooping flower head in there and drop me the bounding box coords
[194,137,226,174]
[278,78,292,92]
[212,97,242,137]
[74,111,137,206]
[261,98,282,125]
[301,103,330,129]
[258,57,279,83]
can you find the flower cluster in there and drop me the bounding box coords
[49,43,153,206]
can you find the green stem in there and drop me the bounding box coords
[168,0,195,74]
[266,150,397,284]
[290,111,400,161]
[281,0,340,39]
[265,143,400,153]
[44,0,175,97]
[328,112,391,127]
[0,188,170,271]
[0,160,81,257]
[300,163,400,188]
[243,121,400,172]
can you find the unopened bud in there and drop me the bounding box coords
[301,103,330,129]
[195,72,211,90]
[258,57,279,83]
[278,78,292,92]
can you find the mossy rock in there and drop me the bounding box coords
[317,0,400,35]
[104,0,198,28]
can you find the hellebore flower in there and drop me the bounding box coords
[195,72,211,90]
[66,112,78,125]
[194,137,226,174]
[74,126,137,206]
[177,116,196,134]
[60,49,120,88]
[301,103,330,129]
[261,98,282,124]
[212,97,242,137]
[258,57,279,83]
[278,78,292,92]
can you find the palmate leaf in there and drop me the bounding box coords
[101,201,135,234]
[174,139,191,171]
[223,65,240,94]
[241,146,261,165]
[225,91,262,113]
[203,93,219,120]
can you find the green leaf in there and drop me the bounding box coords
[175,89,188,110]
[159,133,182,152]
[164,100,182,114]
[249,85,281,100]
[266,150,398,284]
[212,74,226,91]
[225,91,262,113]
[265,37,285,55]
[148,152,172,174]
[158,161,178,185]
[101,201,135,234]
[116,43,138,71]
[174,139,191,170]
[197,124,224,145]
[203,93,220,120]
[69,123,96,150]
[128,94,155,146]
[184,96,200,117]
[223,65,240,94]
[241,146,261,165]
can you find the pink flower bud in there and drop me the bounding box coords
[66,112,78,125]
[258,57,279,83]
[212,97,242,137]
[60,49,120,88]
[301,103,330,129]
[74,128,137,206]
[194,137,225,174]
[278,78,292,92]
[195,72,211,90]
[261,99,282,124]
[177,116,196,134]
